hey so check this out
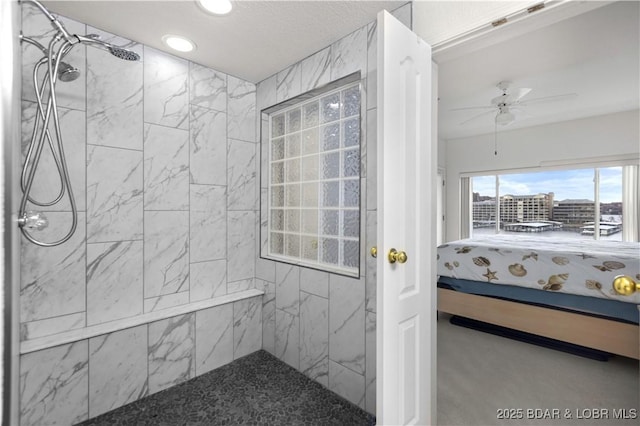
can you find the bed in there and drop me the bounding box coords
[436,235,640,359]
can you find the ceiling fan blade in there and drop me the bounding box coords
[518,93,578,106]
[450,105,495,111]
[509,87,532,103]
[459,109,495,125]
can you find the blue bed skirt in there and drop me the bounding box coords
[438,276,639,325]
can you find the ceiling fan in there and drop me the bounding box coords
[452,81,577,126]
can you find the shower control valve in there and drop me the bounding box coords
[18,211,49,231]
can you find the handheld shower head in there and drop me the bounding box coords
[108,46,140,61]
[75,34,140,61]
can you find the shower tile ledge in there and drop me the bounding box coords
[20,289,264,355]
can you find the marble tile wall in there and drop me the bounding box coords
[19,4,260,424]
[256,3,412,415]
[19,296,262,425]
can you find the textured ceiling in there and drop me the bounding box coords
[42,0,407,83]
[437,1,639,140]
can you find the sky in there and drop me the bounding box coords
[472,167,622,203]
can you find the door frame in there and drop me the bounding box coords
[376,2,614,424]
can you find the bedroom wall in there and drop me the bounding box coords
[443,109,640,241]
[18,5,261,425]
[254,3,412,415]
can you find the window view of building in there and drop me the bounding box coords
[471,167,625,240]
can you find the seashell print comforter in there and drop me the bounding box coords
[437,235,640,304]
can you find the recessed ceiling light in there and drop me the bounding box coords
[197,0,233,15]
[162,35,196,52]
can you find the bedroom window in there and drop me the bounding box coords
[469,166,638,241]
[261,74,362,276]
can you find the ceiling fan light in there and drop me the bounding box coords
[496,111,515,125]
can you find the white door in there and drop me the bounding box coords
[376,10,436,425]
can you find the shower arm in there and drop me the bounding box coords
[20,0,75,43]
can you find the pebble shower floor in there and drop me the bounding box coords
[78,350,375,425]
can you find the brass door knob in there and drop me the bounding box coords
[388,248,408,264]
[370,246,377,258]
[613,275,640,296]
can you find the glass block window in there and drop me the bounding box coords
[266,80,361,276]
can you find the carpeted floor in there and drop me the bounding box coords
[78,350,374,426]
[437,313,639,426]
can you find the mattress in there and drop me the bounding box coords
[437,235,640,305]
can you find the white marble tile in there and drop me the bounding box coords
[300,292,329,386]
[21,102,86,211]
[260,136,269,189]
[299,268,329,299]
[87,241,143,325]
[366,21,378,111]
[19,341,89,426]
[275,309,299,369]
[227,211,255,282]
[195,304,233,376]
[20,212,86,323]
[144,291,190,313]
[143,124,189,210]
[148,313,195,394]
[88,325,148,417]
[190,184,226,262]
[86,32,143,151]
[332,26,367,81]
[233,297,262,359]
[228,76,256,142]
[276,63,302,102]
[189,62,227,111]
[257,279,276,355]
[391,2,413,28]
[300,47,332,92]
[228,278,254,294]
[256,257,276,283]
[190,105,227,185]
[329,274,365,375]
[20,312,85,341]
[256,74,277,111]
[21,5,86,110]
[329,360,365,409]
[144,47,189,129]
[365,311,377,415]
[227,139,257,210]
[275,263,300,315]
[87,145,143,242]
[366,211,377,313]
[144,211,189,298]
[190,259,227,302]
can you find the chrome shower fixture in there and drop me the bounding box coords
[76,34,141,61]
[56,61,80,82]
[19,0,140,247]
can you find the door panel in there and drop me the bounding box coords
[376,10,436,426]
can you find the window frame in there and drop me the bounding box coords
[462,160,639,242]
[259,72,363,277]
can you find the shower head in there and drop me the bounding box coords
[108,46,140,61]
[57,62,80,82]
[75,34,140,61]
